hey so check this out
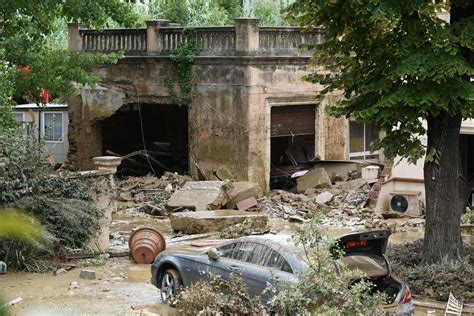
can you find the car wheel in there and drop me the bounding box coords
[159,269,182,303]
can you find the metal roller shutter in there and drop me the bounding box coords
[271,105,315,137]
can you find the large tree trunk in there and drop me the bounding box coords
[422,113,463,264]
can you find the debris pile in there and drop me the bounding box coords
[258,186,389,229]
[117,172,193,216]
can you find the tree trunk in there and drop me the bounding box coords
[422,113,463,264]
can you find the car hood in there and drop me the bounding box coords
[158,246,207,257]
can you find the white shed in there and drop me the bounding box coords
[13,103,69,164]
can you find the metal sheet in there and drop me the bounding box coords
[271,105,315,137]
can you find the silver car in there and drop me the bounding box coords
[151,230,414,315]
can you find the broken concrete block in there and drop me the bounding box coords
[288,215,307,223]
[362,166,380,179]
[315,192,334,205]
[165,181,233,212]
[169,210,268,234]
[54,268,67,276]
[296,168,332,193]
[226,181,261,209]
[236,197,258,211]
[334,178,370,190]
[79,269,96,280]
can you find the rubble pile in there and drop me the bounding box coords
[258,188,386,228]
[116,172,193,216]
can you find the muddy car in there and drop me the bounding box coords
[151,230,414,315]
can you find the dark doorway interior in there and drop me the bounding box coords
[459,134,474,208]
[102,103,188,176]
[270,105,316,190]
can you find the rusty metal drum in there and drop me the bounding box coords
[129,227,166,264]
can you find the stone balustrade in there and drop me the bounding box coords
[69,18,323,56]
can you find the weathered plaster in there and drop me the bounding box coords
[68,56,350,190]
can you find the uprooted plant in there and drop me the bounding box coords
[0,128,100,271]
[174,272,264,315]
[267,213,385,315]
[219,218,270,239]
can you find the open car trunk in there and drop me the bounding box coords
[333,230,403,305]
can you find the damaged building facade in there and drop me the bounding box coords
[67,19,356,190]
[66,19,473,204]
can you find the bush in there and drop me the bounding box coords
[0,129,100,271]
[175,273,264,314]
[268,214,384,315]
[387,240,474,302]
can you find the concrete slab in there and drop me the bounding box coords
[296,168,332,193]
[226,181,261,209]
[169,210,268,234]
[165,181,233,212]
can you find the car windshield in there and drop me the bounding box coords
[337,255,388,277]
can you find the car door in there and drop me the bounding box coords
[238,242,295,302]
[188,242,250,284]
[209,242,256,280]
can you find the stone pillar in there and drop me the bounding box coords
[235,18,259,54]
[146,19,170,54]
[92,156,122,173]
[87,156,122,251]
[68,22,82,52]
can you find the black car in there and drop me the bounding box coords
[151,230,414,315]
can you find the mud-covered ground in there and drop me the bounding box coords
[0,206,462,315]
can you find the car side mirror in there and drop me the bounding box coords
[208,248,220,261]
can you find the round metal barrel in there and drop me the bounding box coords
[128,227,166,264]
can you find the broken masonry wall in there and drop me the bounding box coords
[67,55,353,191]
[67,94,103,170]
[67,58,177,171]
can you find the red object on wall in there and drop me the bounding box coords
[17,65,52,103]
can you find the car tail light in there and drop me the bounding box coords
[402,288,412,304]
[345,240,367,249]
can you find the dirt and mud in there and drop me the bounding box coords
[1,173,471,315]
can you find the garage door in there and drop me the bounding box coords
[271,105,315,137]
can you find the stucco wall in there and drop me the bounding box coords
[67,56,349,190]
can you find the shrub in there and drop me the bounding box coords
[175,273,264,314]
[0,128,100,271]
[267,214,384,315]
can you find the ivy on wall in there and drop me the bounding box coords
[166,29,201,106]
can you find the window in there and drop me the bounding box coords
[13,112,24,123]
[349,120,379,159]
[217,242,292,273]
[42,112,63,142]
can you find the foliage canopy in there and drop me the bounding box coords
[287,0,474,163]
